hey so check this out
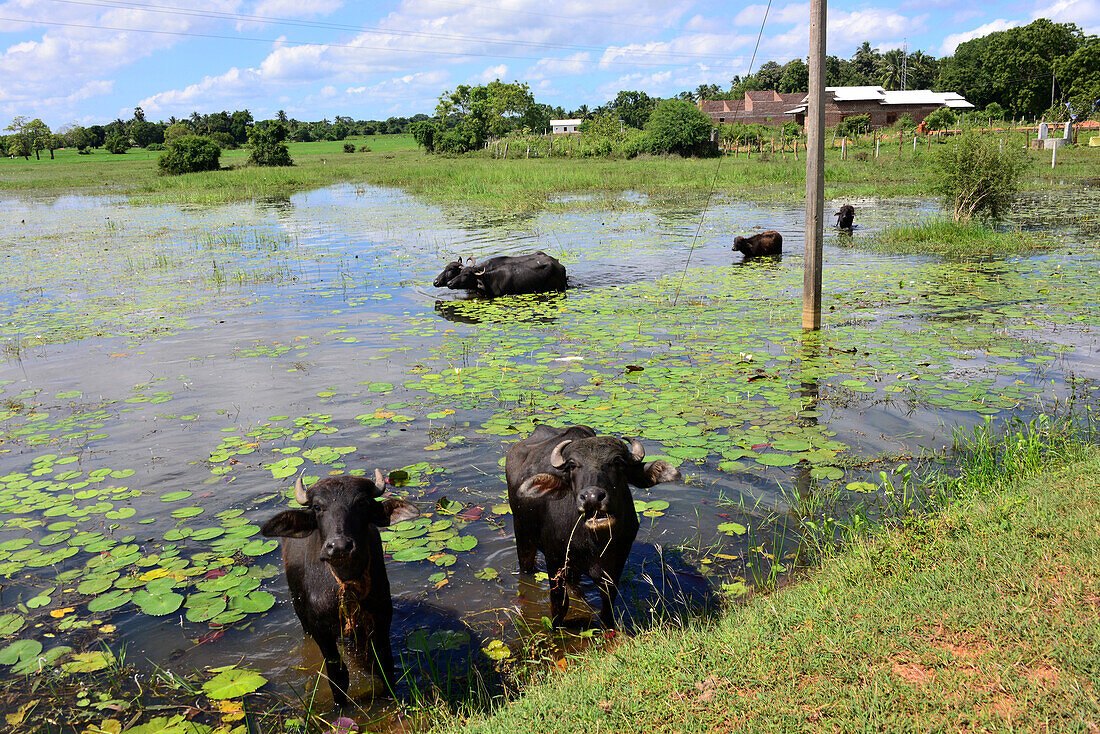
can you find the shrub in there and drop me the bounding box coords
[164,123,191,142]
[646,99,715,156]
[410,120,440,153]
[209,132,236,149]
[923,107,957,131]
[357,145,371,153]
[145,143,165,151]
[896,113,916,130]
[836,114,871,137]
[104,133,129,154]
[984,102,1005,121]
[157,135,222,175]
[781,121,802,140]
[343,142,355,153]
[77,147,92,155]
[247,124,293,166]
[929,132,1028,221]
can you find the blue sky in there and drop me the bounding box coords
[1,0,1096,129]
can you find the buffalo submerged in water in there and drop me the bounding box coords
[505,425,681,627]
[432,252,567,297]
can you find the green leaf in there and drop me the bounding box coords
[86,590,133,613]
[133,590,184,616]
[0,614,25,636]
[61,650,114,674]
[717,522,747,536]
[202,667,268,699]
[0,639,42,665]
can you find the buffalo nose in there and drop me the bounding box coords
[321,536,355,560]
[578,488,607,513]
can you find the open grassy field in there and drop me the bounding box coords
[428,419,1100,733]
[1,132,1096,212]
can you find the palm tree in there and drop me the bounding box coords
[906,50,937,90]
[877,48,906,90]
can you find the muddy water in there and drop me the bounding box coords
[1,184,1098,710]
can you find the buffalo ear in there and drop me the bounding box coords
[262,509,316,538]
[376,498,420,526]
[631,460,681,488]
[516,472,568,499]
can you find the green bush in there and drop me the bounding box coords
[984,102,1006,120]
[104,133,129,154]
[145,143,165,151]
[343,142,355,153]
[357,145,372,153]
[246,124,293,166]
[410,120,439,153]
[157,135,222,175]
[836,114,871,137]
[717,122,771,145]
[209,132,236,149]
[929,132,1028,221]
[645,99,715,156]
[923,107,957,131]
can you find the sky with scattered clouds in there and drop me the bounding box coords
[1,0,1096,128]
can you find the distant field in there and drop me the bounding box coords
[0,131,1095,211]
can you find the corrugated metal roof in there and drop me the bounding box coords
[882,90,945,105]
[826,86,886,101]
[550,119,583,125]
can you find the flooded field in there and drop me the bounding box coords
[1,183,1098,718]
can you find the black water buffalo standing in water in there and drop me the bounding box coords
[835,204,855,230]
[733,230,783,258]
[432,251,567,297]
[506,425,681,627]
[261,472,419,706]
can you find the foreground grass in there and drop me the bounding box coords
[433,420,1100,733]
[867,217,1056,257]
[1,134,1097,212]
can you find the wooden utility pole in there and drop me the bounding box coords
[802,0,826,330]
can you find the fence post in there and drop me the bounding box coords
[875,137,880,158]
[841,137,846,160]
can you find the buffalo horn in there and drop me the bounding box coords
[294,475,309,505]
[374,468,387,494]
[474,268,485,276]
[466,257,475,265]
[626,437,645,462]
[549,440,572,469]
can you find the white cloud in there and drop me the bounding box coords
[1032,0,1100,33]
[939,18,1018,54]
[525,52,591,81]
[470,64,509,83]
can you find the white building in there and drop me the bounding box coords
[550,119,583,134]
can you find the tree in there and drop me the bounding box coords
[133,106,145,122]
[606,90,657,129]
[937,19,1086,117]
[4,116,31,160]
[104,133,129,154]
[164,123,191,142]
[86,125,106,148]
[645,99,715,156]
[877,48,906,90]
[851,42,879,84]
[905,50,938,90]
[410,120,439,152]
[247,123,293,166]
[929,132,1027,221]
[230,110,254,144]
[1055,40,1100,118]
[777,59,809,93]
[923,106,957,130]
[22,119,52,160]
[130,120,163,147]
[157,135,221,174]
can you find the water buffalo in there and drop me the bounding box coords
[506,425,681,627]
[261,472,419,706]
[733,230,783,258]
[835,204,855,230]
[432,252,567,297]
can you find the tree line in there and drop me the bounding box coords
[2,106,426,160]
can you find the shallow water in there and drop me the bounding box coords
[1,184,1098,713]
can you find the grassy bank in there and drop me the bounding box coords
[867,218,1057,257]
[1,133,1097,212]
[429,418,1100,733]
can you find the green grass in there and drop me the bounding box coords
[427,416,1100,733]
[1,132,1096,212]
[866,217,1056,258]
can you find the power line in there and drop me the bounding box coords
[42,0,749,64]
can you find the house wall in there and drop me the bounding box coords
[705,91,958,130]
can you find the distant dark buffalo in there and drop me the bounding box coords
[733,230,783,258]
[835,204,855,230]
[261,472,419,706]
[506,425,680,627]
[432,252,567,297]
